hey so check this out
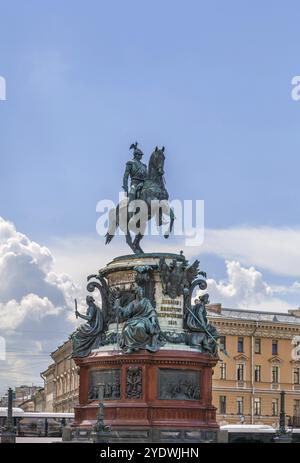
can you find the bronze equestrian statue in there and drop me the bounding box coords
[105,143,175,254]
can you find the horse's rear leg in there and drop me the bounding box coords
[164,207,175,238]
[133,234,144,254]
[105,206,120,245]
[126,231,137,254]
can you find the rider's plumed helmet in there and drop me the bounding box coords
[130,142,144,158]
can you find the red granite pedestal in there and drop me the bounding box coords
[73,349,219,443]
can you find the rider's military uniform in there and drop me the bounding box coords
[122,146,147,202]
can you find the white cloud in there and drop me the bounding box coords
[202,226,300,278]
[0,217,82,392]
[0,219,53,274]
[0,216,81,312]
[206,260,299,312]
[0,294,60,331]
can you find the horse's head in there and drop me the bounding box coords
[148,146,165,180]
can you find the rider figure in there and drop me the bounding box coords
[122,142,148,202]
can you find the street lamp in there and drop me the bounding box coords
[273,390,293,443]
[1,388,16,443]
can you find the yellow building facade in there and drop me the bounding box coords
[208,305,300,427]
[41,340,79,413]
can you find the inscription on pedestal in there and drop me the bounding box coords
[157,368,200,401]
[88,369,121,400]
[157,296,184,331]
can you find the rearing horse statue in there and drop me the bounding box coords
[105,146,175,254]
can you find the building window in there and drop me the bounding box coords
[272,365,279,384]
[237,363,244,381]
[272,399,279,416]
[255,338,261,354]
[220,362,227,380]
[219,395,226,414]
[237,397,244,415]
[219,336,226,351]
[254,397,261,416]
[294,400,300,416]
[272,340,278,355]
[293,368,300,385]
[238,337,244,353]
[254,365,261,382]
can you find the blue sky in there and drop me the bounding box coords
[1,1,300,389]
[1,0,300,238]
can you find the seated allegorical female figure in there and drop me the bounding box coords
[71,295,105,357]
[115,286,161,354]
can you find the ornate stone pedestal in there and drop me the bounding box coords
[72,253,219,443]
[74,349,218,443]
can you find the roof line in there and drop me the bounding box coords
[219,307,296,317]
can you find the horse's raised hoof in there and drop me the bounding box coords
[105,233,113,244]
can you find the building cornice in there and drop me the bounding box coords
[209,318,300,339]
